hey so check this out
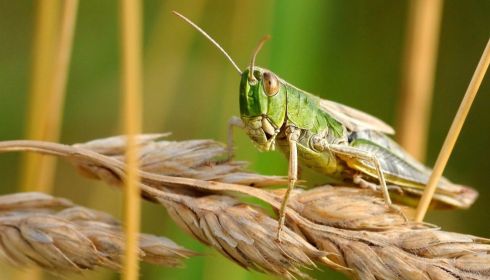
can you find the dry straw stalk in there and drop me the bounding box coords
[119,0,144,278]
[396,0,443,161]
[0,135,489,279]
[415,38,490,222]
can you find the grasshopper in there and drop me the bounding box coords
[173,12,478,239]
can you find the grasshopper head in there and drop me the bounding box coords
[172,12,286,151]
[239,67,286,151]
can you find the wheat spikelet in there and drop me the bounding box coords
[291,186,490,279]
[0,192,195,274]
[73,134,288,187]
[0,135,489,279]
[164,194,323,279]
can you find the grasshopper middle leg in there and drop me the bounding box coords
[353,174,404,194]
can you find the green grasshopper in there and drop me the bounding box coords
[173,12,478,239]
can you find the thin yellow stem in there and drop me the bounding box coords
[18,1,78,279]
[415,38,490,222]
[396,0,443,162]
[28,0,78,193]
[20,0,60,193]
[120,0,143,279]
[44,0,79,143]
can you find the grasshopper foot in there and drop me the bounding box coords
[225,145,235,160]
[354,175,408,221]
[275,211,286,242]
[387,203,409,222]
[275,229,283,243]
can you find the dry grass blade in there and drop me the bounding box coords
[0,192,195,274]
[0,136,488,279]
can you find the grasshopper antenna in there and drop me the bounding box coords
[248,35,271,82]
[172,11,242,75]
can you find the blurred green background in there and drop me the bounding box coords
[0,0,489,279]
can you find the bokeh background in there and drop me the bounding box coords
[0,1,489,279]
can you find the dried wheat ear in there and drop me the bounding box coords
[0,192,195,274]
[0,134,488,280]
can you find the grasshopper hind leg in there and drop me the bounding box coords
[329,144,392,205]
[329,144,407,220]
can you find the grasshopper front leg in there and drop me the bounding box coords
[226,116,245,158]
[277,126,300,241]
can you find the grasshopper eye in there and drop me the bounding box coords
[262,72,279,96]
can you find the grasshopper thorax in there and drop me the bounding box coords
[239,67,287,151]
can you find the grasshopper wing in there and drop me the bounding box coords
[319,99,395,134]
[342,131,478,209]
